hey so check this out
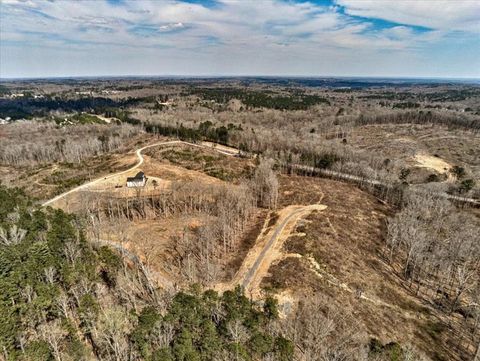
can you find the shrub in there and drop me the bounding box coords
[450,165,466,179]
[459,179,475,193]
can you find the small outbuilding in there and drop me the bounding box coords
[126,171,147,188]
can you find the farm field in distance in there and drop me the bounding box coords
[1,77,479,361]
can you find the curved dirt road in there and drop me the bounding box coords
[217,204,327,298]
[42,140,238,207]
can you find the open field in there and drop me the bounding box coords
[143,143,253,182]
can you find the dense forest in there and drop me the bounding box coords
[186,88,330,110]
[0,97,143,120]
[0,185,293,361]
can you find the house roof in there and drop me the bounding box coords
[127,171,145,182]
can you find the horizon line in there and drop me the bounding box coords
[1,74,480,82]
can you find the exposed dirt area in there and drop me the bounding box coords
[347,123,480,184]
[95,214,207,274]
[414,153,454,182]
[260,175,473,361]
[45,146,228,212]
[92,208,269,288]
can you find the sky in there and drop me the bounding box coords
[0,0,479,79]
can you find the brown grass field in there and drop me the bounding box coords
[262,175,474,361]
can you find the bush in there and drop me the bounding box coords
[263,296,279,319]
[459,179,475,193]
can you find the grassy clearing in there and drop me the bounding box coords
[145,145,254,182]
[54,113,106,125]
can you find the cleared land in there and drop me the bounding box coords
[42,141,236,211]
[11,126,479,361]
[262,175,474,361]
[347,123,480,185]
[414,153,454,181]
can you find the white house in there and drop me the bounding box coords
[126,171,147,188]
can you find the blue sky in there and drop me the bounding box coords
[0,0,479,78]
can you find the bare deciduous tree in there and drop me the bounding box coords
[92,306,133,361]
[38,320,67,361]
[251,158,278,210]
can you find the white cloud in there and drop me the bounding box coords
[336,0,480,32]
[0,0,478,77]
[0,0,427,50]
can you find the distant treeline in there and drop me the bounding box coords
[358,92,409,101]
[187,87,330,110]
[0,97,143,120]
[422,88,480,102]
[355,111,480,132]
[359,88,480,103]
[392,102,421,109]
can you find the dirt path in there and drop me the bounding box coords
[92,114,120,124]
[216,204,327,299]
[199,141,240,156]
[42,141,177,206]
